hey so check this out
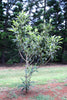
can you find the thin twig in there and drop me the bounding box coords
[44,57,51,65]
[30,59,34,65]
[28,54,33,62]
[19,50,26,62]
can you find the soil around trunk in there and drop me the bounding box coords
[0,64,67,100]
[0,81,67,100]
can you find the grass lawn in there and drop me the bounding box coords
[0,66,67,88]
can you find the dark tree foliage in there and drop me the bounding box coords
[0,0,66,64]
[44,0,67,62]
[60,0,67,63]
[0,0,23,64]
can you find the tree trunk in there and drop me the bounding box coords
[1,51,5,64]
[4,0,9,31]
[43,0,47,20]
[62,1,67,63]
[25,55,29,93]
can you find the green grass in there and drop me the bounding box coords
[64,84,67,86]
[32,94,54,100]
[0,66,67,87]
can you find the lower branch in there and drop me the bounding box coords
[19,50,26,62]
[44,57,51,65]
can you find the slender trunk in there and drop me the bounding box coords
[28,0,32,24]
[1,51,5,64]
[4,0,9,31]
[2,0,9,64]
[43,0,47,20]
[40,53,42,64]
[25,55,29,93]
[62,1,67,63]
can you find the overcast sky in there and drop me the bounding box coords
[3,0,7,2]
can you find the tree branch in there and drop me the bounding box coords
[19,50,26,62]
[30,58,34,65]
[28,54,34,62]
[44,57,51,65]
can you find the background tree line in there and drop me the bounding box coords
[0,0,67,64]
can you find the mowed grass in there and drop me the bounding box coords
[0,66,67,88]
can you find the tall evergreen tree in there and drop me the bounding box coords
[47,0,63,33]
[23,0,44,25]
[43,0,64,62]
[0,0,7,63]
[0,0,23,64]
[60,0,67,62]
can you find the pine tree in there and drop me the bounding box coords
[0,0,23,64]
[0,0,6,63]
[43,0,64,62]
[60,0,67,63]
